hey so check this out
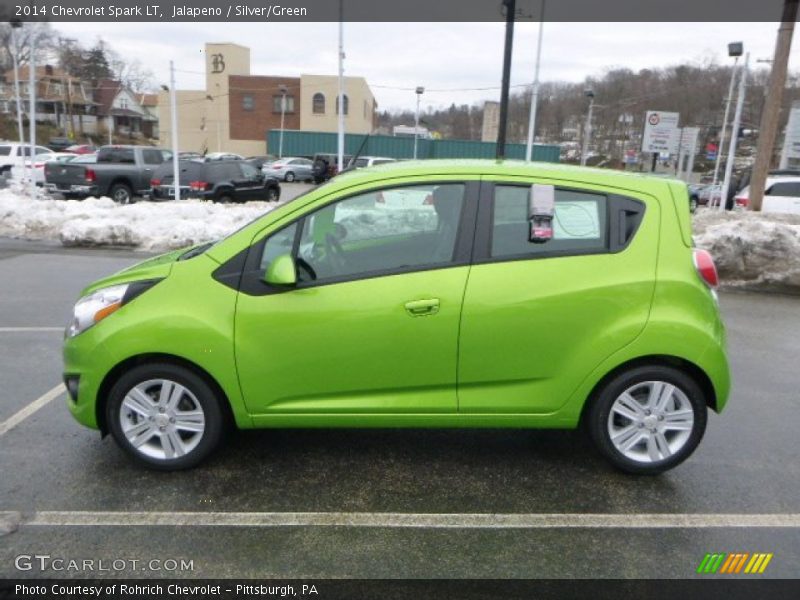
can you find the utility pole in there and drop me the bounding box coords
[749,0,799,211]
[496,0,516,160]
[169,61,180,202]
[720,53,749,211]
[336,0,345,172]
[580,90,595,166]
[525,0,545,161]
[413,86,424,159]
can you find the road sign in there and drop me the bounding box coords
[642,111,680,154]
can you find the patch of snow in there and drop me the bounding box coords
[0,188,277,252]
[693,209,800,292]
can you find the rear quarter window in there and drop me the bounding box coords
[0,146,10,156]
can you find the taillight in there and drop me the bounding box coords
[85,169,96,183]
[189,180,210,191]
[735,196,749,208]
[34,162,46,168]
[423,194,434,205]
[150,178,161,187]
[693,249,719,288]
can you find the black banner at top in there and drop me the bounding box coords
[0,0,794,22]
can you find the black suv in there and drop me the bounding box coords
[150,159,280,203]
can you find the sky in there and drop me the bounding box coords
[54,21,797,113]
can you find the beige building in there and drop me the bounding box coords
[159,43,377,157]
[300,74,376,135]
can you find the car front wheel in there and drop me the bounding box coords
[587,365,707,475]
[284,171,295,182]
[106,363,227,470]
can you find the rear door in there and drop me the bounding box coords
[457,178,659,414]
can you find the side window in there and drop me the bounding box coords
[767,182,800,197]
[142,149,164,165]
[491,185,607,259]
[241,162,259,179]
[295,183,465,283]
[259,223,298,272]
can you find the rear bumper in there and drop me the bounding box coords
[45,183,98,196]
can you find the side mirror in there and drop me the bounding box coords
[263,254,297,287]
[529,184,555,244]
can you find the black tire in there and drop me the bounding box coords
[106,363,227,470]
[266,186,279,202]
[689,196,698,213]
[110,182,134,205]
[284,171,295,182]
[586,365,707,475]
[216,193,233,204]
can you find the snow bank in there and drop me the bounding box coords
[694,209,800,292]
[0,187,276,252]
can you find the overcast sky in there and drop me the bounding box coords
[55,21,795,112]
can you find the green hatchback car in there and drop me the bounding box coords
[63,160,729,474]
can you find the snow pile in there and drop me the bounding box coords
[693,209,800,292]
[0,188,277,251]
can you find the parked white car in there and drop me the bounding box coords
[0,142,55,175]
[736,176,800,215]
[350,156,397,168]
[11,152,78,185]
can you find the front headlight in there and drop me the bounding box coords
[67,284,129,338]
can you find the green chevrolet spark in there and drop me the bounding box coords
[63,160,729,474]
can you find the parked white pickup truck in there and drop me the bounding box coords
[736,176,800,215]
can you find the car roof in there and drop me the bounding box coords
[331,159,686,192]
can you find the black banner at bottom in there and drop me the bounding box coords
[1,579,800,600]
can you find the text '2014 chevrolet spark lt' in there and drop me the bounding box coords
[63,160,730,474]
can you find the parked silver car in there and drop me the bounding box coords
[261,157,314,182]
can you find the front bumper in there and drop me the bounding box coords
[63,331,116,430]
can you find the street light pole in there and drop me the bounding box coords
[10,21,24,145]
[713,42,743,186]
[169,60,180,202]
[525,0,545,162]
[278,84,288,159]
[28,31,36,196]
[720,52,749,211]
[414,86,424,159]
[580,90,595,167]
[336,0,345,172]
[496,0,516,160]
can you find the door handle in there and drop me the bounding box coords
[404,298,440,317]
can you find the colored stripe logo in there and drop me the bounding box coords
[696,552,773,574]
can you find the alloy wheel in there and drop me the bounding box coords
[606,380,694,463]
[119,378,206,460]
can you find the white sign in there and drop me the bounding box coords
[642,111,680,154]
[676,127,700,181]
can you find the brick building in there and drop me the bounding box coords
[158,43,377,156]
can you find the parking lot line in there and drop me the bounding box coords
[12,511,800,529]
[0,327,63,332]
[0,383,65,437]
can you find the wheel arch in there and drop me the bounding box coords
[578,354,718,429]
[95,353,236,436]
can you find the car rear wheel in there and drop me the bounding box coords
[106,363,227,470]
[266,187,279,201]
[110,183,133,205]
[690,196,698,212]
[587,365,707,475]
[285,171,295,182]
[216,193,233,204]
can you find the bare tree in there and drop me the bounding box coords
[0,22,54,72]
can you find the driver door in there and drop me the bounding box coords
[234,181,477,416]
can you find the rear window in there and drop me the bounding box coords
[491,185,608,259]
[97,147,135,164]
[0,146,10,156]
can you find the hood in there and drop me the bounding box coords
[79,247,188,296]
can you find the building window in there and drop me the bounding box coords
[336,94,349,115]
[272,95,295,113]
[312,93,325,114]
[243,94,255,111]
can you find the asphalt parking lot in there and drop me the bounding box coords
[0,237,799,579]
